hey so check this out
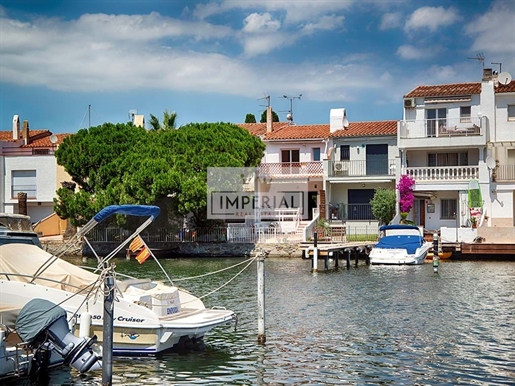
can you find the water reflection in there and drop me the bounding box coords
[9,257,514,385]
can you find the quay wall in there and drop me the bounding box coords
[42,241,304,258]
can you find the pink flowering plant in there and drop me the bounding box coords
[397,174,415,214]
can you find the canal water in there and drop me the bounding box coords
[16,257,515,385]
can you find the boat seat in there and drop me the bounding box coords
[118,278,153,292]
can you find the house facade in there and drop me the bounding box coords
[398,69,515,231]
[0,115,69,225]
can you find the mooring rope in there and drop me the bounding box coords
[172,256,256,282]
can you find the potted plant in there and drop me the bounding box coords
[470,217,477,228]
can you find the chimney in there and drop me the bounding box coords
[133,115,145,127]
[482,68,493,81]
[266,106,273,133]
[12,115,20,140]
[21,120,29,144]
[330,108,347,133]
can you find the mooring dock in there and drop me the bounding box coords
[301,241,376,271]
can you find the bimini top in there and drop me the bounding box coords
[93,205,160,223]
[379,224,420,232]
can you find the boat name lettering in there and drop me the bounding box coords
[117,316,145,323]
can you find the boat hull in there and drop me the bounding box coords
[369,247,429,265]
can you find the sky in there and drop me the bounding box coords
[0,0,514,134]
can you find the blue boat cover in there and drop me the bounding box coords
[379,224,420,232]
[375,235,423,255]
[93,205,160,223]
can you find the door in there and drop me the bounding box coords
[426,108,446,137]
[366,144,388,175]
[348,189,374,220]
[307,191,317,220]
[281,149,300,174]
[419,199,425,227]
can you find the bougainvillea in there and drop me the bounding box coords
[397,174,415,213]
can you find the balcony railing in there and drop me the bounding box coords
[329,159,396,177]
[406,166,479,181]
[328,203,374,221]
[400,117,482,139]
[258,162,323,177]
[11,185,37,199]
[494,165,515,181]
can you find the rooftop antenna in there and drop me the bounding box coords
[258,95,270,108]
[467,53,485,68]
[281,94,302,125]
[491,62,502,73]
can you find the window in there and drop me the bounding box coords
[460,106,471,123]
[428,152,468,166]
[508,105,515,121]
[426,108,446,137]
[440,199,457,219]
[12,170,37,198]
[34,149,49,155]
[340,145,350,161]
[281,149,300,163]
[312,148,321,161]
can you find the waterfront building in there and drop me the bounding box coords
[398,68,515,233]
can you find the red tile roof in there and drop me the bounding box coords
[0,130,69,147]
[404,80,515,97]
[264,124,329,140]
[330,120,398,138]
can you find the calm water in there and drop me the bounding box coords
[14,257,515,385]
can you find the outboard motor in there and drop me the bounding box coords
[15,299,102,373]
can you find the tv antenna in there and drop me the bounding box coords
[258,95,270,108]
[128,109,138,122]
[281,94,302,124]
[491,62,502,73]
[467,53,485,68]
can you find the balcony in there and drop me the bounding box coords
[328,159,396,178]
[494,164,515,182]
[399,117,486,148]
[258,162,323,178]
[406,166,479,181]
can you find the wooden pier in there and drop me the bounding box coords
[301,241,376,271]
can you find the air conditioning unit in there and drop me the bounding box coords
[404,98,416,108]
[334,162,348,174]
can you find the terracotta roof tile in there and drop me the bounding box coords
[330,120,398,138]
[264,124,329,140]
[404,82,481,98]
[0,130,69,147]
[404,80,515,97]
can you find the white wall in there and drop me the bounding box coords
[262,140,328,163]
[494,93,515,142]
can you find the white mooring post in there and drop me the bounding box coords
[433,233,440,273]
[257,250,266,344]
[312,231,318,272]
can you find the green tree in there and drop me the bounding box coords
[370,188,396,225]
[245,113,256,123]
[149,109,178,131]
[260,109,279,123]
[54,121,265,227]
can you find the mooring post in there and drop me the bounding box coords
[334,251,339,268]
[102,266,114,386]
[345,248,351,270]
[312,232,318,272]
[324,252,329,270]
[354,248,359,266]
[433,233,440,273]
[257,251,266,344]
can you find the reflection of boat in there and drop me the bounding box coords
[427,251,452,259]
[369,225,432,265]
[0,205,236,356]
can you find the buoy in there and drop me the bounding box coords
[79,311,92,338]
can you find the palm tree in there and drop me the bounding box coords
[149,109,178,131]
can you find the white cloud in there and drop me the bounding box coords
[301,15,344,34]
[396,44,437,60]
[379,12,402,31]
[405,6,461,32]
[464,0,515,72]
[242,12,280,33]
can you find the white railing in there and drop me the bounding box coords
[406,166,479,181]
[258,162,323,177]
[328,159,396,177]
[495,164,515,181]
[400,117,482,139]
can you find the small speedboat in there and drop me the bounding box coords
[369,225,432,265]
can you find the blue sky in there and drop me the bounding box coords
[0,0,514,133]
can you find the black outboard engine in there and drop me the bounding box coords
[15,299,102,374]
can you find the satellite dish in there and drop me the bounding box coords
[50,134,58,144]
[286,113,293,121]
[486,156,496,170]
[342,117,349,129]
[498,72,512,85]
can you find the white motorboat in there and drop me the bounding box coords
[0,213,42,248]
[0,205,236,356]
[369,225,432,265]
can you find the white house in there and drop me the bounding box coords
[398,68,515,231]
